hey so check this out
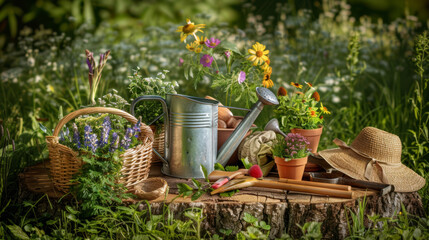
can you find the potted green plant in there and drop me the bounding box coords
[271,133,311,180]
[274,82,331,154]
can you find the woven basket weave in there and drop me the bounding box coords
[150,125,165,163]
[46,107,154,193]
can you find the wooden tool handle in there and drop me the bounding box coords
[279,178,351,191]
[257,180,354,199]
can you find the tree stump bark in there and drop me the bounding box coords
[139,164,425,239]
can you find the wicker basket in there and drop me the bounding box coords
[46,107,154,193]
[150,125,165,163]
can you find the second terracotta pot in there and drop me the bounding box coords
[274,156,308,180]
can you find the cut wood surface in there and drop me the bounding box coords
[21,161,426,239]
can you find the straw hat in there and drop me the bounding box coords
[318,127,425,192]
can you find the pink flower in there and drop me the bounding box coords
[237,71,246,84]
[205,37,221,48]
[225,51,231,58]
[200,54,214,67]
[179,58,184,66]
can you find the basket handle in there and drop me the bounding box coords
[53,107,153,141]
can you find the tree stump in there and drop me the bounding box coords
[139,164,425,239]
[20,161,425,239]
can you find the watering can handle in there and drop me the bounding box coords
[130,95,169,166]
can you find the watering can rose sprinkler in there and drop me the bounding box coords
[130,87,279,178]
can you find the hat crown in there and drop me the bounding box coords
[350,127,402,163]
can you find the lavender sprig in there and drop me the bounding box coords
[72,123,81,148]
[89,133,98,153]
[84,125,93,149]
[132,121,141,138]
[110,132,119,152]
[121,128,134,150]
[99,116,111,148]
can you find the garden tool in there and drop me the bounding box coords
[208,170,351,192]
[211,177,355,199]
[130,87,278,179]
[210,165,263,189]
[303,172,394,195]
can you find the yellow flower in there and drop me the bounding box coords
[47,84,55,93]
[248,42,269,66]
[176,18,205,42]
[196,35,208,46]
[194,46,203,53]
[186,41,200,52]
[260,58,271,71]
[306,82,313,87]
[291,82,303,89]
[262,73,274,88]
[320,103,331,114]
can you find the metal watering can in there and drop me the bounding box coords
[130,87,278,178]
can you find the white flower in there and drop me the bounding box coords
[332,95,341,103]
[28,57,35,67]
[35,75,42,83]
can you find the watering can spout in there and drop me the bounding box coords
[216,87,279,166]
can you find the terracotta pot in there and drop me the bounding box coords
[290,126,323,172]
[274,156,308,180]
[218,116,255,165]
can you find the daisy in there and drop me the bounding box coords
[176,18,205,42]
[247,42,269,66]
[291,82,303,89]
[200,54,213,67]
[320,103,331,114]
[262,72,274,88]
[186,41,200,52]
[205,37,221,48]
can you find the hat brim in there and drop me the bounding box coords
[319,148,426,192]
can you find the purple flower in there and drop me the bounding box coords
[237,71,246,84]
[200,54,213,67]
[84,125,93,149]
[99,116,111,148]
[121,128,134,150]
[90,133,98,153]
[225,51,231,58]
[110,132,119,152]
[205,37,220,48]
[132,121,141,138]
[86,59,93,74]
[72,123,81,148]
[179,58,184,67]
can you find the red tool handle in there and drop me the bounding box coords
[211,177,230,189]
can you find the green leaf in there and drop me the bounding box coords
[38,123,52,135]
[214,163,225,171]
[201,164,209,182]
[259,221,271,230]
[220,41,242,55]
[191,178,202,188]
[219,189,239,197]
[225,165,239,172]
[191,190,204,201]
[220,228,233,235]
[243,212,258,224]
[177,183,193,196]
[6,225,30,239]
[241,157,253,169]
[65,205,79,215]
